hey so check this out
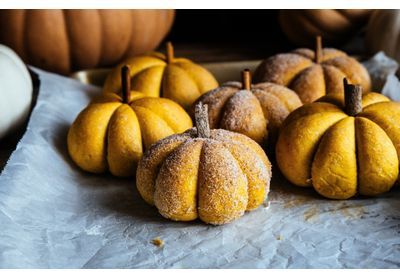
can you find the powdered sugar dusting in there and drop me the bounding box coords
[220,90,262,129]
[136,132,192,205]
[197,140,248,225]
[137,122,272,224]
[254,47,366,100]
[254,53,312,85]
[193,85,238,128]
[154,138,204,221]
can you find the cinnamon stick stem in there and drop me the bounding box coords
[166,41,174,64]
[121,65,131,104]
[194,102,210,138]
[242,69,251,90]
[343,78,362,116]
[315,36,322,64]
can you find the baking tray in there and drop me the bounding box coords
[70,60,262,86]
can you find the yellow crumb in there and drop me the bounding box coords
[151,237,164,247]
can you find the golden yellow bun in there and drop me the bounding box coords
[276,91,399,199]
[68,92,192,177]
[137,128,272,225]
[103,49,218,110]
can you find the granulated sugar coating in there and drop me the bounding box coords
[253,46,371,104]
[193,79,301,145]
[136,127,272,225]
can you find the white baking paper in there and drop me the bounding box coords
[363,51,400,100]
[0,60,400,268]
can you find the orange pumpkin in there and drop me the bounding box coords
[0,9,175,74]
[279,9,372,46]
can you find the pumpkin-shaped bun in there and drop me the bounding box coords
[68,66,192,177]
[276,79,399,199]
[193,70,302,145]
[137,103,272,225]
[254,36,371,104]
[103,42,218,110]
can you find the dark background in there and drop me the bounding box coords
[164,10,295,62]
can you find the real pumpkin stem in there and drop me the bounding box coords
[343,78,362,116]
[194,102,211,138]
[242,69,251,90]
[166,41,174,64]
[121,65,131,104]
[315,35,322,64]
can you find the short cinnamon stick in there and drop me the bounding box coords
[194,102,210,138]
[343,78,362,116]
[242,69,251,90]
[121,65,131,104]
[315,36,322,64]
[166,41,174,64]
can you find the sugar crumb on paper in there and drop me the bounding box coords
[151,237,164,248]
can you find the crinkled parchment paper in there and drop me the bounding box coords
[0,57,399,268]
